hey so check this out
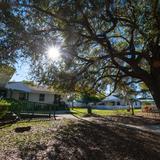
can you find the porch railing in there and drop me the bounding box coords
[9,100,68,116]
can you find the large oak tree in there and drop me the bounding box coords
[1,0,160,108]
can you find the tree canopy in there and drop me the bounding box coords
[1,0,160,108]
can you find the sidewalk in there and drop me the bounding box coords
[121,123,160,135]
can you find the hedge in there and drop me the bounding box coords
[0,100,11,118]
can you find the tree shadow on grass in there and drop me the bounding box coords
[100,115,160,125]
[19,118,160,160]
[19,142,48,160]
[52,120,160,160]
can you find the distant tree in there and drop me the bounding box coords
[139,82,152,99]
[75,85,105,114]
[80,93,104,114]
[114,79,139,115]
[22,80,35,86]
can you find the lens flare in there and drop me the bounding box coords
[47,46,61,61]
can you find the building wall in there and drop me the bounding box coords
[12,91,19,100]
[6,90,56,104]
[133,101,141,108]
[28,93,55,104]
[7,90,19,100]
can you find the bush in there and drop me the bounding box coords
[7,99,23,115]
[0,100,11,118]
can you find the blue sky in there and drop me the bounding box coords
[10,60,30,81]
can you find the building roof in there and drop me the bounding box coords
[6,82,31,92]
[5,82,54,94]
[102,95,121,102]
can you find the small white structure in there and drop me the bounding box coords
[95,96,128,109]
[5,82,61,104]
[102,96,121,105]
[132,100,141,108]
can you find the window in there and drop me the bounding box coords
[19,93,26,100]
[39,94,45,101]
[108,101,115,106]
[98,102,105,105]
[117,102,120,105]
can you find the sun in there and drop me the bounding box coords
[47,46,61,61]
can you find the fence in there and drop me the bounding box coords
[9,100,68,116]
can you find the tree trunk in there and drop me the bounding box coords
[146,79,160,110]
[87,107,92,114]
[131,103,134,115]
[150,89,160,110]
[86,103,92,114]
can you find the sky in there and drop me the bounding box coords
[10,46,61,82]
[10,60,30,82]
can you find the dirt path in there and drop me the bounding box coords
[55,114,77,120]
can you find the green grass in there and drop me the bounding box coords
[70,108,141,117]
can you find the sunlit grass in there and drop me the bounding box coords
[70,108,141,117]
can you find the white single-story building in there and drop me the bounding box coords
[4,82,61,104]
[139,98,155,105]
[94,95,141,109]
[95,96,127,109]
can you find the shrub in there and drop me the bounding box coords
[0,100,11,118]
[7,99,23,115]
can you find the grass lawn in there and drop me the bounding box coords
[70,107,141,117]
